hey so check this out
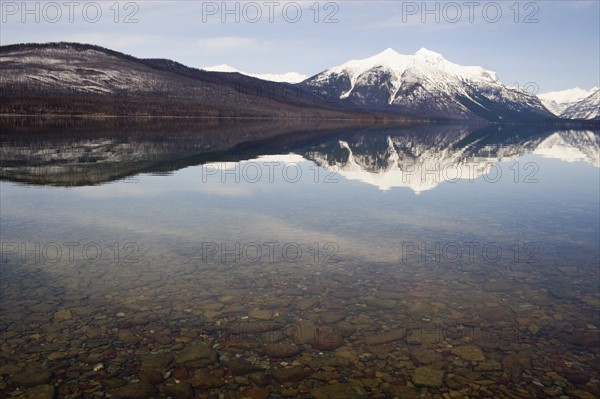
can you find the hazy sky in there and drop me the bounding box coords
[1,0,598,92]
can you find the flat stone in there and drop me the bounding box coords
[110,382,159,399]
[451,345,485,362]
[365,328,405,345]
[140,353,173,371]
[118,329,140,345]
[502,353,531,371]
[54,309,72,321]
[249,308,274,321]
[409,348,443,367]
[311,328,344,350]
[12,371,52,387]
[263,343,302,358]
[248,371,270,386]
[296,298,318,311]
[22,384,55,399]
[163,382,195,399]
[243,387,271,399]
[474,360,502,371]
[138,369,164,385]
[412,366,444,388]
[175,344,218,367]
[272,366,312,383]
[226,321,284,334]
[189,370,225,388]
[290,320,317,344]
[226,360,264,376]
[383,385,420,399]
[311,383,368,399]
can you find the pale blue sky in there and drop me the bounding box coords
[1,0,598,92]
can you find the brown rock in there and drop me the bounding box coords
[409,348,443,368]
[365,328,405,345]
[226,360,264,376]
[412,366,444,388]
[243,387,271,399]
[263,343,302,358]
[502,353,531,371]
[451,345,485,362]
[289,320,317,344]
[138,369,164,385]
[22,384,55,399]
[110,382,158,399]
[12,371,52,387]
[163,382,195,399]
[139,353,173,371]
[175,344,218,367]
[248,371,270,386]
[565,371,591,385]
[118,329,140,345]
[272,367,312,383]
[311,328,344,351]
[189,370,225,388]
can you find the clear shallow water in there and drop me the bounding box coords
[1,120,599,399]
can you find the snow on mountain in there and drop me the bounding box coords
[533,130,600,166]
[301,48,554,121]
[302,129,599,193]
[202,64,307,83]
[560,89,600,120]
[538,87,599,115]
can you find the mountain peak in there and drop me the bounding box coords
[378,48,401,57]
[415,47,444,62]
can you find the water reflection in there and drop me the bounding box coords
[2,118,598,192]
[1,118,599,399]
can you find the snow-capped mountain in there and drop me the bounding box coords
[538,87,599,116]
[202,64,307,83]
[533,130,600,166]
[300,48,555,121]
[303,128,599,193]
[560,89,600,120]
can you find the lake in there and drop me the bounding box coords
[1,118,599,398]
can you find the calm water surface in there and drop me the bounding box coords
[1,119,599,398]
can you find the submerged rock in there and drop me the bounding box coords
[263,342,302,358]
[412,366,444,388]
[110,382,159,399]
[311,383,368,399]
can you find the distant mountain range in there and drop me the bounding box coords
[538,87,599,119]
[559,89,600,120]
[202,64,308,84]
[1,42,598,123]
